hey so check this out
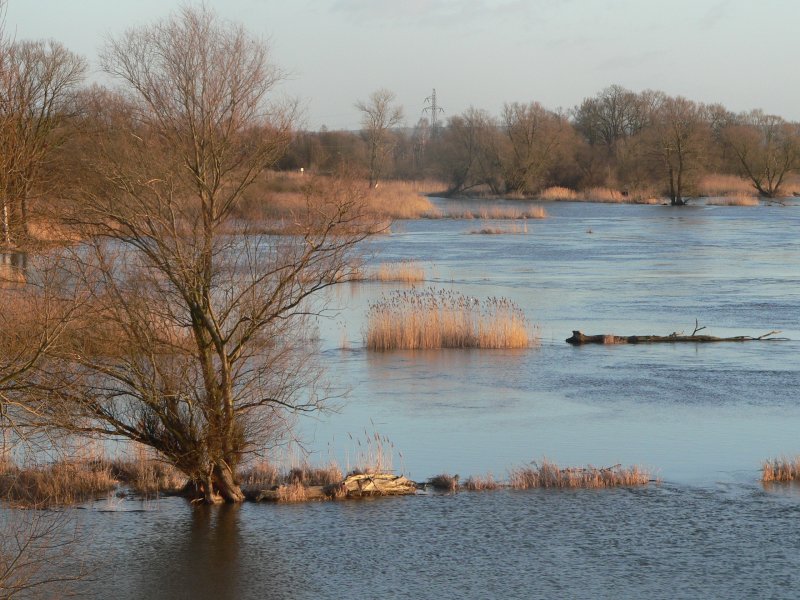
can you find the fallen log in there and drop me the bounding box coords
[566,328,788,346]
[251,472,419,502]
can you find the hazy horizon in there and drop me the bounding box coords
[7,0,800,130]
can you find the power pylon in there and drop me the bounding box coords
[423,88,445,137]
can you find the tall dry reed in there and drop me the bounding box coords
[365,288,534,350]
[372,260,425,283]
[762,457,800,482]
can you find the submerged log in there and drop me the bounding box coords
[566,329,787,346]
[251,472,418,502]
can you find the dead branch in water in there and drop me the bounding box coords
[566,322,788,346]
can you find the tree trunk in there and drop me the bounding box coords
[213,462,245,503]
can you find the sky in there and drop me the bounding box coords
[6,0,800,130]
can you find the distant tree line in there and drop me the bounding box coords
[281,85,800,204]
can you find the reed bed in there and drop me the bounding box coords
[0,459,118,507]
[508,459,651,489]
[462,474,500,491]
[109,446,187,496]
[372,260,425,283]
[698,173,757,198]
[762,457,800,482]
[538,186,578,201]
[443,204,546,220]
[365,288,534,351]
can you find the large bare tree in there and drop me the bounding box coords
[0,39,86,247]
[355,88,403,187]
[24,6,376,504]
[722,111,800,198]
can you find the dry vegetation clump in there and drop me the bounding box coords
[508,459,651,490]
[109,446,187,496]
[286,464,344,486]
[372,260,425,283]
[427,473,459,492]
[762,457,800,482]
[462,474,500,491]
[235,172,443,223]
[469,223,528,235]
[0,459,118,507]
[365,288,535,350]
[444,204,546,220]
[698,173,757,198]
[275,481,309,502]
[538,186,578,201]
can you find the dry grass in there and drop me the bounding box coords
[698,173,757,198]
[275,481,309,502]
[109,446,186,496]
[372,260,425,283]
[575,187,662,204]
[443,204,546,220]
[233,173,441,223]
[539,186,578,201]
[762,457,800,482]
[0,459,118,507]
[462,474,500,491]
[508,459,651,489]
[365,288,535,351]
[428,473,459,492]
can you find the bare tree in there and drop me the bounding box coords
[722,111,800,197]
[437,108,503,195]
[355,88,403,187]
[0,39,86,247]
[501,102,569,194]
[647,95,710,205]
[23,6,376,504]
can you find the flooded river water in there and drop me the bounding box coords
[15,200,800,598]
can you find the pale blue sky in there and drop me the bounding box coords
[6,0,800,129]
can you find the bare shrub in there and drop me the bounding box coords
[365,288,535,350]
[428,473,459,492]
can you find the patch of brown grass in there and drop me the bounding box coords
[508,459,651,489]
[762,456,800,482]
[365,287,535,350]
[539,186,578,201]
[275,481,309,502]
[0,459,118,507]
[698,173,757,198]
[428,473,459,492]
[462,474,500,491]
[109,446,186,496]
[444,204,546,220]
[372,260,425,283]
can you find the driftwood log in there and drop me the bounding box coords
[566,328,787,346]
